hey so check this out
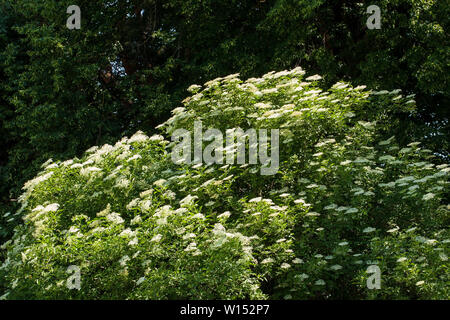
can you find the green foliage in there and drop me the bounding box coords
[1,0,449,219]
[1,68,448,299]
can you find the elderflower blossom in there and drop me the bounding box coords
[151,234,162,242]
[106,212,124,224]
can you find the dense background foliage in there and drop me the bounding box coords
[1,68,448,299]
[1,0,449,237]
[0,0,448,299]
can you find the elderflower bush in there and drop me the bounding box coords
[1,67,448,299]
